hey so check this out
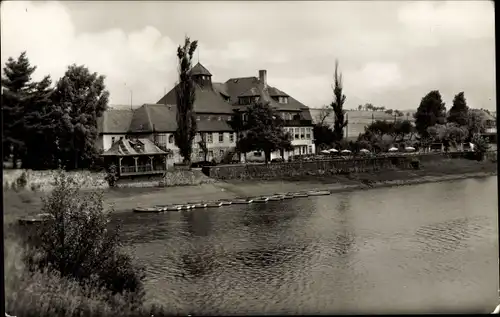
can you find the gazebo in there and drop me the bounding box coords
[101,138,168,176]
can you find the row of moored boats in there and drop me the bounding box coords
[133,190,331,213]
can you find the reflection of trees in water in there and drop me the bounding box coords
[182,210,212,237]
[240,200,305,229]
[232,244,307,269]
[177,211,217,280]
[331,194,357,256]
[179,252,216,279]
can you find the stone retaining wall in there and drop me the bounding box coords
[3,169,108,191]
[115,169,216,188]
[205,153,450,180]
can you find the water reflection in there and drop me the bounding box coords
[117,177,498,314]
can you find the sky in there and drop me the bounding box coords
[1,1,495,111]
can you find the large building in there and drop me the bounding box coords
[97,63,315,164]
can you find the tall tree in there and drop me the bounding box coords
[448,91,469,126]
[237,102,292,164]
[314,105,333,126]
[228,109,246,162]
[51,65,109,169]
[414,90,447,137]
[173,36,198,165]
[331,60,348,142]
[1,51,38,167]
[22,75,58,169]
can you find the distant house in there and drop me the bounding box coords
[97,63,315,164]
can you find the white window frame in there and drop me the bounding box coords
[218,132,224,143]
[207,133,213,144]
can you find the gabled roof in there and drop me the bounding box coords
[157,83,233,114]
[125,103,233,133]
[102,138,167,156]
[189,62,212,76]
[212,82,229,97]
[223,76,308,113]
[97,108,134,134]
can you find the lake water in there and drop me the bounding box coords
[116,177,498,314]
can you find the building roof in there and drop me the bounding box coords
[102,138,167,156]
[223,76,309,114]
[97,108,134,134]
[212,82,230,97]
[157,83,233,114]
[189,62,212,76]
[124,103,234,133]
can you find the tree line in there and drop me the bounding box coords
[313,84,490,154]
[2,52,109,170]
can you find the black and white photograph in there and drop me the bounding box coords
[1,0,497,315]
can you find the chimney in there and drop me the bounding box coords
[259,70,267,88]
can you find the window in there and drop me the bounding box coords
[208,150,214,158]
[309,145,313,154]
[228,116,232,122]
[219,149,224,157]
[294,128,299,140]
[218,116,222,121]
[168,134,174,144]
[218,132,224,143]
[198,151,203,157]
[300,128,305,139]
[196,116,200,121]
[207,133,213,143]
[119,136,123,141]
[207,116,211,121]
[168,152,173,159]
[278,96,289,104]
[111,137,115,144]
[306,128,311,139]
[229,132,234,143]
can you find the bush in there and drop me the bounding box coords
[16,171,28,189]
[25,171,145,304]
[105,164,119,187]
[5,237,171,317]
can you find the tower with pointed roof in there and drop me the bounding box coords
[189,62,212,89]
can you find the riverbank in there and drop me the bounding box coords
[3,158,496,225]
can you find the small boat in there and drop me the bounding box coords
[206,201,224,208]
[232,198,254,204]
[219,200,232,206]
[18,213,53,225]
[191,202,208,208]
[154,205,169,212]
[133,207,162,213]
[307,190,331,196]
[292,192,309,198]
[267,195,284,201]
[180,205,192,210]
[166,205,183,211]
[253,197,269,203]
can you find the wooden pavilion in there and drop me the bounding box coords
[101,138,168,176]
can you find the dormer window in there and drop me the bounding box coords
[279,96,289,104]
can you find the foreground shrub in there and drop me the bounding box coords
[5,238,172,317]
[26,170,145,304]
[105,164,119,187]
